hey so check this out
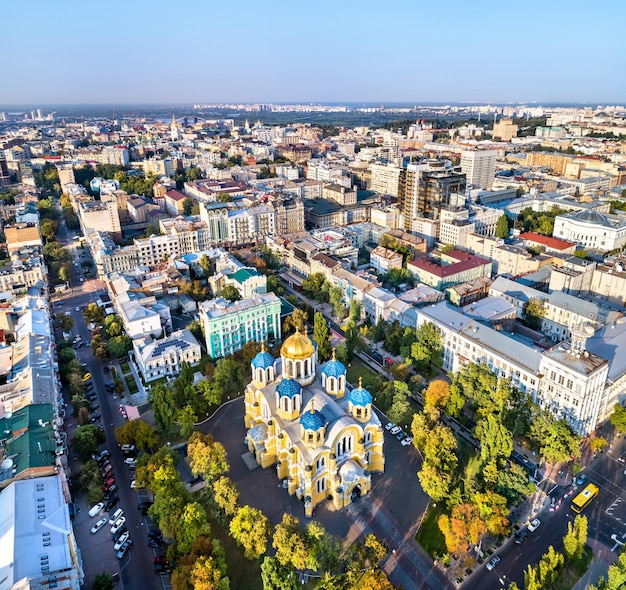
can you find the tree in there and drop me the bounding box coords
[191,555,230,590]
[590,551,626,590]
[183,197,194,216]
[230,505,270,560]
[261,556,297,590]
[563,515,588,562]
[313,312,332,362]
[302,273,329,302]
[91,573,115,590]
[83,303,105,325]
[272,513,310,571]
[178,404,198,439]
[410,321,443,372]
[104,315,124,338]
[523,298,545,331]
[343,320,361,363]
[57,313,74,332]
[590,437,609,453]
[474,414,513,463]
[114,419,158,451]
[221,284,241,302]
[150,383,177,435]
[386,391,413,427]
[178,501,211,553]
[71,425,105,461]
[418,462,453,502]
[187,431,229,480]
[283,309,308,335]
[328,285,346,318]
[438,503,486,555]
[610,404,626,434]
[532,416,581,465]
[40,218,59,241]
[423,379,451,410]
[212,476,240,518]
[495,215,510,238]
[107,335,132,358]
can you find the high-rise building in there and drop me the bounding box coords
[492,119,519,141]
[460,150,496,189]
[398,160,466,231]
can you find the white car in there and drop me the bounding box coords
[90,518,107,534]
[385,422,395,431]
[528,518,541,532]
[114,531,130,551]
[130,480,137,489]
[390,426,402,435]
[109,508,124,525]
[486,555,500,571]
[124,457,136,466]
[401,437,414,447]
[110,516,126,534]
[88,502,104,517]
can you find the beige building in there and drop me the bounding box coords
[274,198,305,235]
[5,224,42,255]
[525,153,571,175]
[492,119,518,141]
[460,150,497,189]
[370,163,401,198]
[79,194,122,242]
[370,246,403,274]
[322,183,357,206]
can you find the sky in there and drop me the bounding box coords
[1,0,625,105]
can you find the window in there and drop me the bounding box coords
[558,375,565,385]
[567,379,573,390]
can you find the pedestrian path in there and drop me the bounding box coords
[346,496,453,590]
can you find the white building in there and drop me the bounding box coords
[553,210,626,252]
[461,150,497,189]
[0,475,82,590]
[370,246,403,274]
[133,329,201,382]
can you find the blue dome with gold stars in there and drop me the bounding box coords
[251,343,275,370]
[300,405,326,431]
[348,378,372,407]
[277,376,302,398]
[322,348,346,378]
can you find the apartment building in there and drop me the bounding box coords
[460,150,497,189]
[79,194,122,242]
[553,210,626,252]
[370,246,403,274]
[199,293,281,359]
[408,250,492,290]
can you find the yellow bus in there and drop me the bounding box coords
[571,483,599,513]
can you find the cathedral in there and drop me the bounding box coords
[244,330,385,517]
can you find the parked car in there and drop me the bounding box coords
[114,531,130,551]
[103,366,110,374]
[528,518,541,532]
[149,538,164,548]
[121,444,136,455]
[103,477,116,489]
[385,422,395,431]
[148,530,163,540]
[390,426,402,435]
[89,413,101,423]
[104,496,119,512]
[125,458,136,467]
[113,526,128,542]
[130,480,137,489]
[103,483,118,495]
[110,517,126,534]
[90,518,107,534]
[401,437,413,447]
[88,502,104,518]
[486,555,500,571]
[83,373,92,382]
[396,431,407,441]
[514,529,528,544]
[116,539,133,559]
[101,464,113,477]
[154,563,172,574]
[109,508,124,525]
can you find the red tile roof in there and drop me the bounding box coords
[409,250,491,278]
[519,232,575,251]
[165,189,187,201]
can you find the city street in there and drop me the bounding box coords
[53,216,169,590]
[464,441,626,589]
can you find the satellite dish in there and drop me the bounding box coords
[2,458,13,470]
[584,325,595,337]
[5,412,12,420]
[616,264,623,273]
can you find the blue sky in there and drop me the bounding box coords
[1,0,624,105]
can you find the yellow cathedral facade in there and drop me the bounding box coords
[244,330,385,517]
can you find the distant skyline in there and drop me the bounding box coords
[2,0,624,105]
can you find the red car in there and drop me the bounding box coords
[103,476,116,487]
[103,480,116,492]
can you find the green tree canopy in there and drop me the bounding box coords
[221,284,242,302]
[313,311,332,362]
[495,214,510,238]
[229,505,270,560]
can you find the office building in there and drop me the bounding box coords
[460,150,497,189]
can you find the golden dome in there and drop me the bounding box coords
[281,328,315,361]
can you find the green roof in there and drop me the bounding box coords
[280,297,296,317]
[230,268,260,284]
[2,405,56,473]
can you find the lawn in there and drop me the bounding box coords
[346,358,384,390]
[416,502,447,559]
[206,517,263,590]
[552,546,593,590]
[125,374,139,394]
[120,361,131,375]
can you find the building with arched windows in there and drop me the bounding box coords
[244,331,385,517]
